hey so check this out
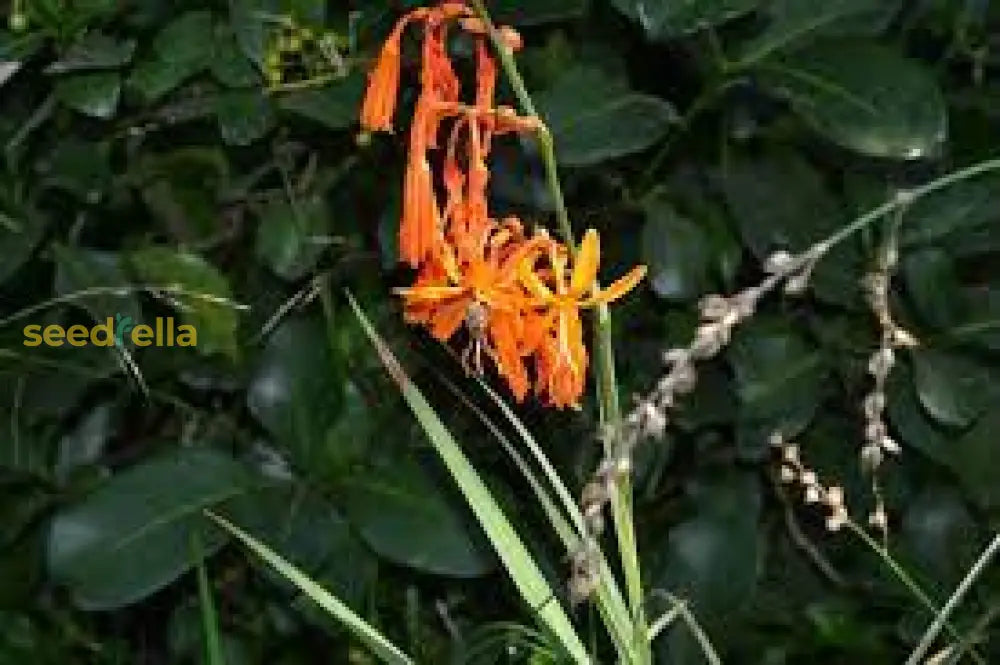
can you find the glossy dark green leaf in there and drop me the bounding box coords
[487,0,587,25]
[947,411,1000,509]
[757,40,947,159]
[738,0,891,64]
[611,0,762,39]
[941,287,1000,352]
[901,488,977,593]
[254,196,331,280]
[246,317,345,468]
[886,368,953,467]
[47,449,255,610]
[723,151,861,303]
[210,24,260,88]
[911,349,986,428]
[44,32,136,73]
[900,171,1000,247]
[127,247,240,359]
[127,10,213,103]
[640,199,711,301]
[728,318,827,456]
[54,72,121,119]
[216,89,274,146]
[0,30,43,87]
[52,245,143,327]
[902,249,965,331]
[233,487,375,608]
[277,74,366,130]
[536,66,676,166]
[343,456,493,578]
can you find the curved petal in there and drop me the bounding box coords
[569,229,600,297]
[518,254,554,302]
[584,265,647,307]
[393,286,466,301]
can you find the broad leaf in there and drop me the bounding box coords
[612,0,762,39]
[911,349,987,429]
[47,449,256,610]
[757,40,947,159]
[487,0,587,25]
[45,32,136,74]
[641,199,711,301]
[54,72,121,119]
[127,247,241,359]
[728,318,827,457]
[277,74,366,131]
[254,196,331,280]
[215,89,274,146]
[536,66,676,166]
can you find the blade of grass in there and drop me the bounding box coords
[191,531,226,665]
[905,532,1000,665]
[437,370,636,661]
[472,377,637,662]
[204,510,414,665]
[348,292,591,664]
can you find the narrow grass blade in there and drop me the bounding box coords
[191,532,226,665]
[204,510,414,665]
[348,293,591,664]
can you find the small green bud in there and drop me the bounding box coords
[355,131,372,148]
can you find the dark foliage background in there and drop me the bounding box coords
[2,0,1000,662]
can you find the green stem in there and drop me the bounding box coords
[191,531,226,665]
[468,2,648,662]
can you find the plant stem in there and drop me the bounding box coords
[191,531,226,665]
[906,532,1000,665]
[468,2,649,662]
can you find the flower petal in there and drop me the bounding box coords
[569,229,600,297]
[586,265,647,306]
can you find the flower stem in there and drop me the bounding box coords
[468,1,649,662]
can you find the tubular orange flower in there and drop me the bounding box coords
[360,9,428,133]
[519,229,647,408]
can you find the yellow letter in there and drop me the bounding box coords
[43,325,65,347]
[132,325,153,347]
[23,325,42,347]
[91,317,114,347]
[176,325,197,347]
[66,325,89,347]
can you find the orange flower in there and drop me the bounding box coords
[519,229,647,408]
[395,220,544,400]
[360,9,428,133]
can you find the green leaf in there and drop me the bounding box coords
[738,0,891,64]
[349,295,589,663]
[54,403,114,483]
[947,411,1000,509]
[911,349,987,429]
[901,249,965,331]
[210,24,260,88]
[206,511,414,665]
[757,40,947,159]
[640,199,711,301]
[254,196,331,280]
[0,30,43,87]
[45,31,136,74]
[246,317,345,468]
[611,0,762,39]
[277,74,366,130]
[54,72,121,119]
[728,318,827,456]
[232,487,375,608]
[900,171,1000,247]
[536,66,676,166]
[127,247,240,359]
[902,489,977,593]
[52,245,143,327]
[487,0,587,25]
[47,449,256,610]
[723,151,860,303]
[127,10,213,103]
[215,89,274,146]
[343,455,494,578]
